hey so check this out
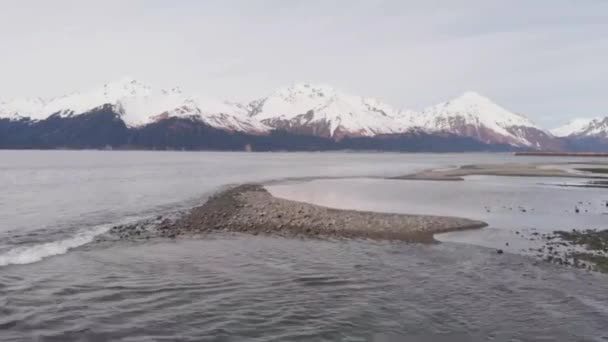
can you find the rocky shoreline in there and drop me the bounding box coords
[528,229,608,273]
[110,184,487,242]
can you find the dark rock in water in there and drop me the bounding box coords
[505,242,509,246]
[497,249,504,254]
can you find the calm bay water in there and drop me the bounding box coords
[1,150,607,341]
[267,175,608,254]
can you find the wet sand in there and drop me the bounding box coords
[394,163,604,181]
[133,184,487,242]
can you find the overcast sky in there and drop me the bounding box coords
[1,0,606,127]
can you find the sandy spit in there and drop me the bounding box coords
[149,184,487,242]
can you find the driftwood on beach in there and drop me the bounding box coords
[151,184,487,242]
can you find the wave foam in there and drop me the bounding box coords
[0,224,113,267]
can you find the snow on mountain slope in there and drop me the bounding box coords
[1,78,268,133]
[579,117,608,138]
[551,118,596,137]
[171,97,269,133]
[0,97,46,120]
[552,117,608,138]
[45,78,151,118]
[3,80,595,149]
[43,78,182,126]
[249,83,414,138]
[417,91,553,147]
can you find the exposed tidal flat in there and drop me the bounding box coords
[110,184,487,242]
[394,161,608,181]
[2,151,608,341]
[108,160,608,273]
[266,161,608,272]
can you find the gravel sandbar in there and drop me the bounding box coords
[152,184,487,242]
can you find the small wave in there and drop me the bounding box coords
[0,224,113,267]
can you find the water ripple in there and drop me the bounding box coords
[1,236,607,341]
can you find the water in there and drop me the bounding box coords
[267,175,608,254]
[1,150,607,341]
[0,150,460,265]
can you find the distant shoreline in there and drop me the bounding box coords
[393,162,607,181]
[514,152,608,157]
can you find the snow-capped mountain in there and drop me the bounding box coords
[552,117,608,138]
[416,92,555,148]
[0,78,268,133]
[248,83,414,139]
[246,86,559,147]
[4,79,602,150]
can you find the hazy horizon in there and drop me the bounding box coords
[1,0,607,127]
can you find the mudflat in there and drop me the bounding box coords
[150,184,487,242]
[393,163,605,181]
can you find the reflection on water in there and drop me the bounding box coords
[267,176,608,253]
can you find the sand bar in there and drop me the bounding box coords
[145,184,487,242]
[393,163,605,181]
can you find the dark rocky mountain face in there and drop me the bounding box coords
[563,137,608,152]
[259,112,335,140]
[37,105,129,149]
[504,126,564,151]
[339,132,514,152]
[436,119,520,146]
[130,117,250,151]
[0,105,128,149]
[0,118,36,148]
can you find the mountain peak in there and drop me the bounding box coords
[551,117,597,137]
[417,91,547,147]
[552,116,608,138]
[250,82,410,138]
[101,77,151,97]
[449,91,497,107]
[439,91,535,123]
[274,83,339,101]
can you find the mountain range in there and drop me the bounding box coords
[1,78,606,152]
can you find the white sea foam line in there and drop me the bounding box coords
[0,217,142,267]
